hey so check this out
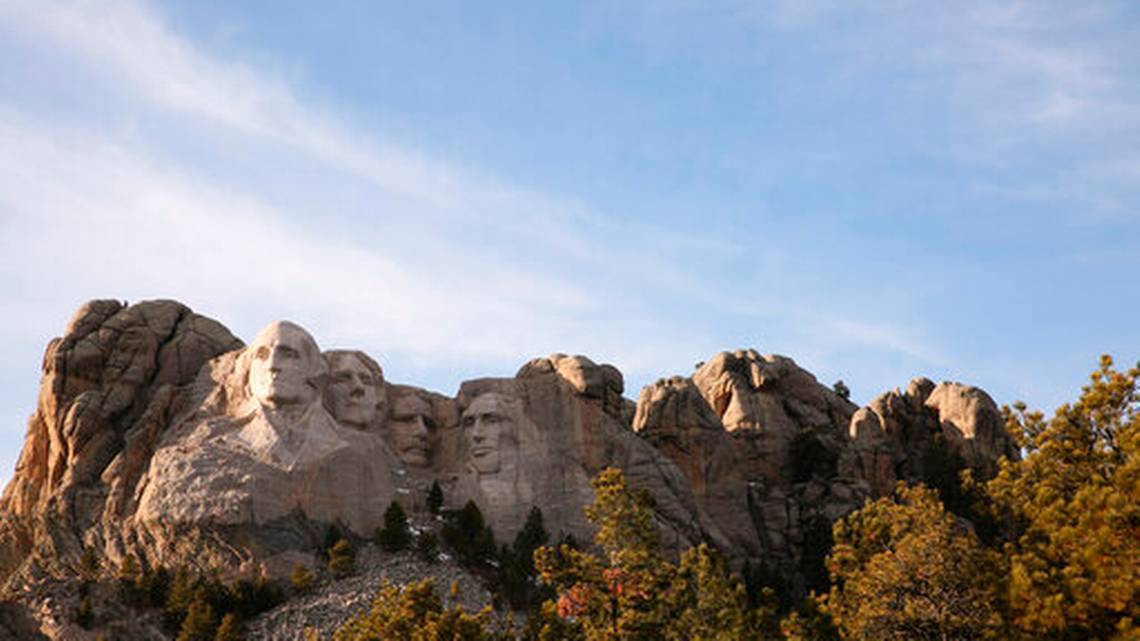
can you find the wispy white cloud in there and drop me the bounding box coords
[0,0,742,395]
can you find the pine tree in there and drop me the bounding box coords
[329,578,500,641]
[427,481,445,515]
[291,563,314,594]
[76,596,94,628]
[665,544,770,641]
[534,468,671,641]
[824,483,1002,641]
[442,501,497,569]
[213,612,242,641]
[986,355,1140,639]
[177,598,217,641]
[378,501,412,552]
[416,531,440,564]
[80,544,101,581]
[499,506,550,610]
[118,554,141,605]
[328,538,355,578]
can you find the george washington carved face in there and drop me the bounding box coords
[461,392,516,475]
[247,321,324,409]
[387,393,433,468]
[324,351,386,429]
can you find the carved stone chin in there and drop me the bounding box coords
[461,392,517,475]
[388,393,433,468]
[323,350,386,430]
[247,321,325,409]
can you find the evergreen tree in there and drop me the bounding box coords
[165,567,198,629]
[76,596,94,628]
[330,578,502,641]
[138,564,172,608]
[416,531,440,564]
[328,538,355,578]
[427,481,445,515]
[177,597,217,641]
[79,544,101,581]
[322,523,346,558]
[534,467,672,641]
[824,483,1003,641]
[118,554,141,605]
[213,612,242,641]
[779,599,840,641]
[498,506,550,610]
[986,355,1140,639]
[442,501,497,569]
[291,563,314,594]
[378,501,413,552]
[226,575,282,618]
[665,544,772,641]
[832,380,851,401]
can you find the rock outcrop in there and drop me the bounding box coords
[0,299,1021,634]
[846,377,1019,496]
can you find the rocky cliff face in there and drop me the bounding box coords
[0,300,1020,633]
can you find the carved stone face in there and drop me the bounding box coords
[462,393,515,475]
[248,322,322,408]
[388,394,432,468]
[325,352,384,429]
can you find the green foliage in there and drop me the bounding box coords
[226,575,283,619]
[328,538,356,578]
[824,483,1003,641]
[799,514,834,596]
[519,600,585,641]
[76,595,94,628]
[741,560,789,611]
[80,544,101,581]
[832,381,850,401]
[135,562,279,634]
[428,481,445,515]
[665,544,772,641]
[117,553,142,604]
[533,468,672,641]
[291,562,314,594]
[213,613,243,641]
[177,598,217,641]
[497,506,551,610]
[417,531,440,564]
[442,501,498,569]
[323,523,346,558]
[987,355,1140,639]
[779,599,839,641]
[330,577,505,641]
[378,501,413,552]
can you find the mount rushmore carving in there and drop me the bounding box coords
[0,299,1018,595]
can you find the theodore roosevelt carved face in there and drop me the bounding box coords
[324,350,386,429]
[247,321,324,409]
[461,392,516,475]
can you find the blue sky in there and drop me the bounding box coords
[1,1,1137,483]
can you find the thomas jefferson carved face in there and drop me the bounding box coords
[324,351,385,429]
[248,322,323,409]
[462,393,515,475]
[388,393,433,468]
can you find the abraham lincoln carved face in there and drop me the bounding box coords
[461,392,517,475]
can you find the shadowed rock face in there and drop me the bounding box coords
[846,377,1019,496]
[0,300,1019,598]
